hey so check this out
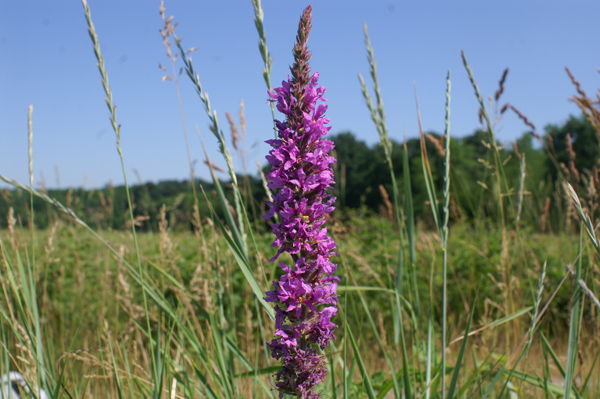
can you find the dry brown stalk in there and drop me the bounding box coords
[581,173,597,223]
[425,133,445,157]
[14,322,36,382]
[450,195,459,221]
[378,184,394,222]
[495,68,509,102]
[159,1,177,66]
[547,134,555,152]
[123,215,150,229]
[565,133,581,184]
[7,207,18,250]
[66,188,73,209]
[54,165,61,187]
[226,111,241,151]
[158,204,173,257]
[566,67,600,135]
[348,247,386,288]
[567,264,600,311]
[191,202,202,237]
[508,104,539,138]
[203,159,224,173]
[377,312,388,350]
[44,220,60,262]
[38,172,47,193]
[239,99,247,136]
[564,183,576,230]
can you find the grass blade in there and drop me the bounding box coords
[200,186,275,321]
[447,286,477,399]
[346,320,377,399]
[564,226,584,399]
[355,287,401,398]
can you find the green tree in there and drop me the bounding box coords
[545,115,599,180]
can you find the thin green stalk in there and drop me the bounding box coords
[580,350,600,397]
[564,226,583,399]
[357,25,398,224]
[106,330,124,399]
[359,24,416,398]
[254,299,276,399]
[85,1,156,385]
[159,3,206,252]
[27,103,34,244]
[596,355,600,399]
[355,283,401,398]
[174,35,247,255]
[515,154,526,226]
[403,140,422,335]
[329,350,337,399]
[542,341,551,399]
[198,183,275,320]
[425,293,434,399]
[250,0,277,137]
[517,261,547,398]
[121,342,137,399]
[460,51,514,219]
[3,126,53,395]
[441,70,451,399]
[26,104,49,394]
[447,286,478,399]
[343,285,348,399]
[462,50,517,350]
[566,183,600,309]
[346,319,377,399]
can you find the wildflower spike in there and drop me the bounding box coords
[263,5,338,398]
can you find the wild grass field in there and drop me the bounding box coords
[1,1,599,399]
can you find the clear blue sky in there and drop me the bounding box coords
[1,1,599,189]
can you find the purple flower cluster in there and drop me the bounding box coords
[263,6,339,399]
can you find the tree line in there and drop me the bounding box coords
[0,114,596,232]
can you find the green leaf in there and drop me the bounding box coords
[447,287,478,399]
[347,320,377,399]
[201,187,275,321]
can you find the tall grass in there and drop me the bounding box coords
[0,2,598,399]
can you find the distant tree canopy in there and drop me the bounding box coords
[545,115,600,180]
[329,125,551,225]
[331,131,402,210]
[0,114,595,231]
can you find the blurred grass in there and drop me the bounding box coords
[1,214,598,397]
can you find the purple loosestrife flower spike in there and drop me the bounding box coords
[263,5,338,399]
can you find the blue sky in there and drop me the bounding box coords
[1,1,599,189]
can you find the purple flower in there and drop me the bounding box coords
[263,5,338,398]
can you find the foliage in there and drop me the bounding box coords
[2,116,595,233]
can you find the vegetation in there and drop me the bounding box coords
[1,114,596,233]
[0,1,598,398]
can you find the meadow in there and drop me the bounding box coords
[0,1,599,398]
